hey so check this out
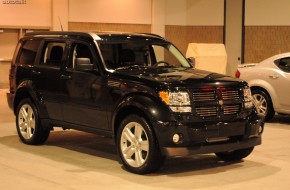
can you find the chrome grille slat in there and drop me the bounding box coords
[222,90,239,100]
[196,107,217,117]
[192,89,241,118]
[192,91,215,102]
[223,105,240,115]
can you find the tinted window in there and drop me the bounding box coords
[17,39,41,65]
[70,43,94,69]
[275,57,290,72]
[99,41,191,70]
[40,42,66,67]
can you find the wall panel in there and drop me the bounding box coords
[245,26,290,63]
[165,25,224,55]
[69,0,151,24]
[0,0,51,27]
[68,22,151,33]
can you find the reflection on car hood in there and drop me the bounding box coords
[115,67,243,87]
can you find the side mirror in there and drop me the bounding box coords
[75,58,94,71]
[187,57,195,68]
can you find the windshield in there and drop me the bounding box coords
[98,41,192,71]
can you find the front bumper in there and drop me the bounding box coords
[153,112,264,157]
[162,136,261,157]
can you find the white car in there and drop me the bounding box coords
[236,52,290,121]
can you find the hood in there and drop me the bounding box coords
[114,67,244,88]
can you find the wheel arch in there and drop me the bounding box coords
[250,86,274,109]
[112,94,174,141]
[13,80,47,118]
[248,78,278,110]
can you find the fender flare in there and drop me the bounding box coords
[14,80,48,118]
[112,94,175,135]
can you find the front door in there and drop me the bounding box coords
[61,41,110,130]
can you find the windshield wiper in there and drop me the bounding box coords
[114,65,144,71]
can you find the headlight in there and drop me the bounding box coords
[243,87,254,109]
[159,91,192,112]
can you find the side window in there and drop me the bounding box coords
[99,44,118,69]
[275,57,290,72]
[16,39,41,65]
[70,43,94,70]
[40,42,66,67]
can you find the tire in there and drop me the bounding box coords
[252,90,275,121]
[16,98,50,145]
[215,147,254,161]
[117,114,165,174]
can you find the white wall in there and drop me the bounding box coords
[187,0,224,26]
[52,0,68,31]
[69,0,152,24]
[165,0,187,25]
[0,0,51,27]
[165,0,224,26]
[246,0,290,26]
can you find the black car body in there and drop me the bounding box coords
[7,32,264,174]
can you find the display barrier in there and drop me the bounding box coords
[186,43,227,74]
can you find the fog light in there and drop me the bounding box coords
[172,133,183,144]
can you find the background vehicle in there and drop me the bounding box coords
[7,32,264,174]
[236,52,290,121]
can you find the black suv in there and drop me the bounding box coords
[7,32,264,174]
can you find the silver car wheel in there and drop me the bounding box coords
[120,122,149,168]
[252,94,267,116]
[18,104,36,140]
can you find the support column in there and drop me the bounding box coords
[224,0,244,76]
[151,0,165,37]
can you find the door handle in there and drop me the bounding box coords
[269,74,279,79]
[60,74,72,80]
[31,70,41,76]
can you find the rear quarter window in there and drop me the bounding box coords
[274,57,290,72]
[16,39,41,65]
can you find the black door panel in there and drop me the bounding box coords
[61,70,109,130]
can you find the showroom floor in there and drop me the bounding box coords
[1,89,290,190]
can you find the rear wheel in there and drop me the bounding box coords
[215,147,254,161]
[16,98,50,145]
[252,90,275,121]
[117,115,165,174]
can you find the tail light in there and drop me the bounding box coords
[235,69,240,78]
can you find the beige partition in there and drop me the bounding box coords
[0,29,19,60]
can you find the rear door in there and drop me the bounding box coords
[32,40,67,121]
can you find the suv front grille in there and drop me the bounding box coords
[222,90,239,100]
[192,88,242,119]
[195,107,217,117]
[223,105,241,115]
[192,91,215,101]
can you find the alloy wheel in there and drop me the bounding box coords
[120,122,149,168]
[252,94,267,116]
[18,104,36,140]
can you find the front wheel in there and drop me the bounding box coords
[16,98,50,145]
[215,147,254,161]
[252,90,275,121]
[117,115,165,174]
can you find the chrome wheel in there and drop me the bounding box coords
[120,122,149,168]
[252,94,267,116]
[18,104,36,140]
